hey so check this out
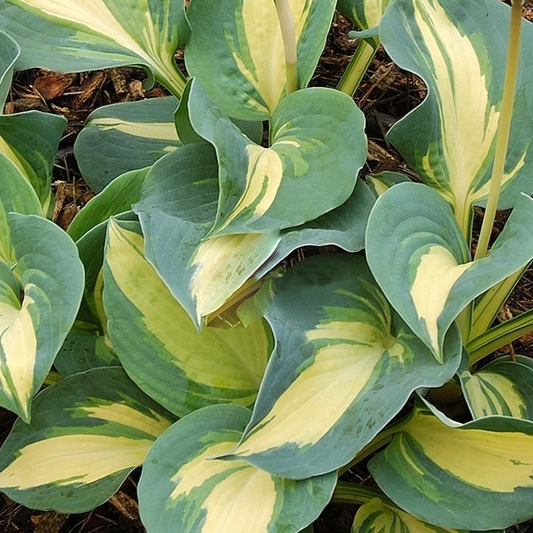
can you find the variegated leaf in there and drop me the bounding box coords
[0,153,41,266]
[74,97,181,192]
[182,79,366,236]
[369,405,533,530]
[138,404,337,533]
[352,497,469,533]
[222,254,461,479]
[366,183,533,362]
[68,168,148,241]
[0,214,84,421]
[0,0,188,94]
[54,328,118,377]
[135,143,280,326]
[380,0,533,233]
[0,111,65,214]
[185,0,336,120]
[0,30,65,212]
[103,218,273,417]
[460,356,533,420]
[0,367,174,512]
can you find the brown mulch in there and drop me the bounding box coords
[1,7,533,533]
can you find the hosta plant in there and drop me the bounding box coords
[0,0,533,531]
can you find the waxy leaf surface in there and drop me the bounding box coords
[370,405,533,530]
[185,0,336,120]
[0,367,174,512]
[0,0,188,93]
[224,254,461,479]
[75,98,182,192]
[138,404,336,533]
[337,0,391,29]
[366,183,533,361]
[103,219,272,417]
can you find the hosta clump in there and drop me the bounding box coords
[0,0,533,532]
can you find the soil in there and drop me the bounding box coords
[2,5,533,532]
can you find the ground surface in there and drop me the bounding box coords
[2,5,533,532]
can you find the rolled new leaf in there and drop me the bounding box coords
[0,0,188,94]
[185,0,336,120]
[74,97,182,192]
[460,355,533,420]
[366,183,533,362]
[369,405,533,530]
[380,0,533,231]
[138,404,337,533]
[223,254,461,479]
[0,214,84,421]
[103,218,273,417]
[0,367,174,512]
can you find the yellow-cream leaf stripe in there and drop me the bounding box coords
[14,0,177,82]
[0,435,153,489]
[170,440,276,533]
[215,144,284,232]
[189,231,279,322]
[235,320,402,455]
[412,0,499,220]
[0,295,37,419]
[91,118,179,142]
[409,245,473,357]
[77,403,172,439]
[405,411,533,492]
[106,221,266,390]
[0,136,28,183]
[233,0,313,114]
[464,372,525,418]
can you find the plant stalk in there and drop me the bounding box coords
[274,0,298,94]
[337,38,379,96]
[474,0,524,260]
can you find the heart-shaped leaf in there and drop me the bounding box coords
[185,0,336,120]
[103,218,273,417]
[224,254,461,479]
[0,214,84,421]
[138,404,337,533]
[0,367,174,512]
[183,80,367,236]
[366,183,533,361]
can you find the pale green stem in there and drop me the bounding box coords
[474,0,524,260]
[43,370,63,386]
[337,38,379,96]
[274,0,298,94]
